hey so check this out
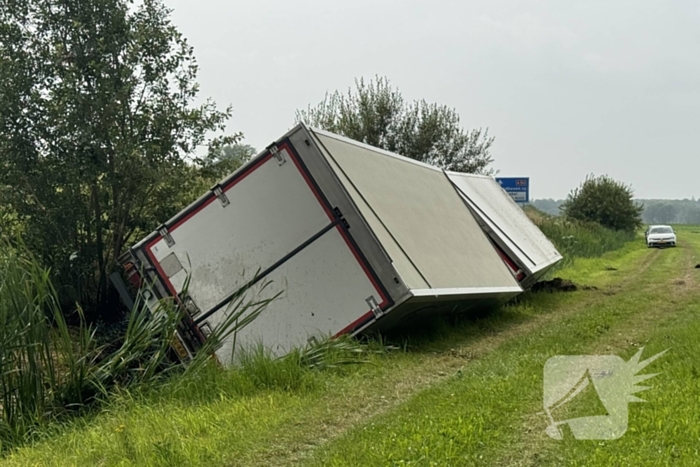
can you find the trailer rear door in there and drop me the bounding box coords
[141,141,389,357]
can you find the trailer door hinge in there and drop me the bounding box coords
[334,207,350,229]
[158,225,175,247]
[199,322,212,340]
[269,144,286,166]
[366,296,383,318]
[212,184,230,207]
[183,296,201,318]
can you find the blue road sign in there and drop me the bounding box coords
[496,177,529,204]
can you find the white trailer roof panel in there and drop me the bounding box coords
[312,130,521,291]
[446,172,562,275]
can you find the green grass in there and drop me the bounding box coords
[524,205,637,270]
[3,228,699,466]
[0,345,391,466]
[306,228,700,467]
[534,302,700,466]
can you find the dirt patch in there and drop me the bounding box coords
[531,278,578,293]
[603,284,622,296]
[448,348,475,360]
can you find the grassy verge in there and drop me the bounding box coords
[305,227,700,466]
[518,226,700,466]
[524,205,637,270]
[0,242,188,451]
[0,226,662,466]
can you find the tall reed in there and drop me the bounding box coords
[0,241,275,451]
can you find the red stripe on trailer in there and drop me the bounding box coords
[493,243,526,282]
[334,311,375,337]
[171,155,273,233]
[146,238,178,297]
[287,143,335,221]
[221,153,273,193]
[168,196,218,234]
[335,225,390,308]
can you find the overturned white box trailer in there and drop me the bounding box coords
[122,125,523,364]
[446,173,563,289]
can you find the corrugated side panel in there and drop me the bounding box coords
[447,172,562,275]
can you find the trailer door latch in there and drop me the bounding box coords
[366,296,383,318]
[269,144,286,166]
[158,225,175,248]
[212,184,230,207]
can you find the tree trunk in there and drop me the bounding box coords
[92,181,107,310]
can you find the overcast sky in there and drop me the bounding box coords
[166,0,700,200]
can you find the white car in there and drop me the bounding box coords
[646,225,677,248]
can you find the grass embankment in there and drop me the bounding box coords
[524,205,636,269]
[309,228,700,466]
[4,225,697,466]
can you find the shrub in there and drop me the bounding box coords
[560,175,643,232]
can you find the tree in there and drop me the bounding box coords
[561,175,643,232]
[201,144,256,180]
[641,199,700,225]
[0,204,23,241]
[643,203,667,224]
[296,76,495,174]
[0,0,237,315]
